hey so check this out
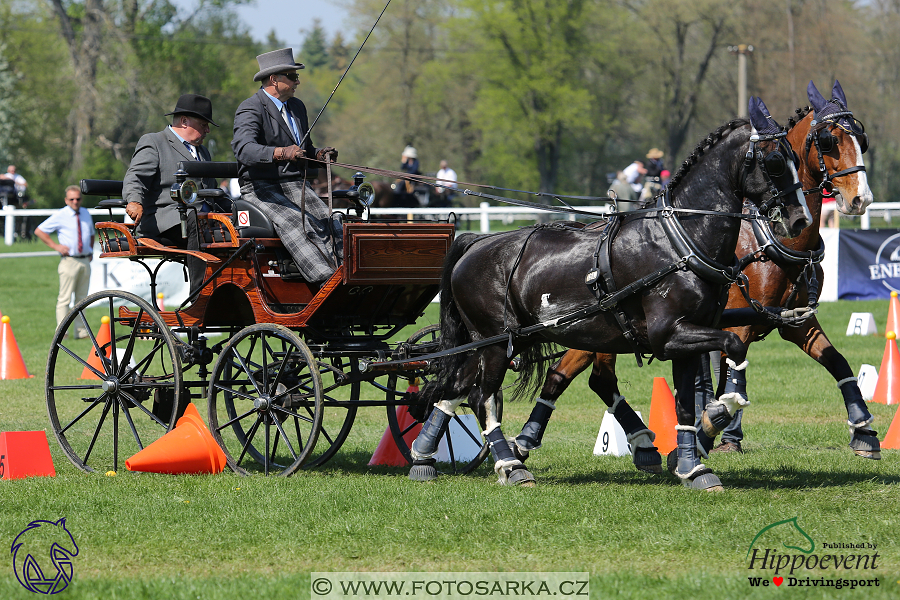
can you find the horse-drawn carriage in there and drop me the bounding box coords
[45,161,488,477]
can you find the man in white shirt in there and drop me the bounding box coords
[434,159,458,206]
[622,160,647,195]
[1,165,27,193]
[35,186,95,337]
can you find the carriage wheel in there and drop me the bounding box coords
[384,324,493,474]
[46,291,183,473]
[301,355,359,469]
[207,324,323,476]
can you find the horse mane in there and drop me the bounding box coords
[786,106,813,129]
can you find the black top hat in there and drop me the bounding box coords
[254,48,305,82]
[164,94,218,127]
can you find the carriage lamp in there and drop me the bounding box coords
[170,179,198,205]
[353,171,366,187]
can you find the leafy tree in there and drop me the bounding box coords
[301,20,330,69]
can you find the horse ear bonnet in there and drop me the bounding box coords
[809,79,852,126]
[748,96,783,135]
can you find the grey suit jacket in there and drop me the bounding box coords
[123,127,215,237]
[232,89,317,182]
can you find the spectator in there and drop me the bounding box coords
[434,159,458,206]
[34,186,94,337]
[608,170,637,204]
[1,165,27,194]
[622,160,646,194]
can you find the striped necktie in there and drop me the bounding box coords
[183,140,198,160]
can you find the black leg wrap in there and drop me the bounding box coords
[410,407,452,461]
[515,402,554,453]
[611,398,649,435]
[510,440,530,463]
[486,428,516,463]
[697,428,717,455]
[408,458,438,482]
[632,447,662,474]
[700,403,733,437]
[841,382,874,426]
[849,429,881,460]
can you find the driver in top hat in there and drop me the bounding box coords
[232,48,342,284]
[123,94,217,294]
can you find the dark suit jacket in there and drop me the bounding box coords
[122,128,215,237]
[232,89,317,182]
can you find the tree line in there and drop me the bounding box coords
[1,0,897,208]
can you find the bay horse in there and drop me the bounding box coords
[511,80,879,474]
[408,97,810,490]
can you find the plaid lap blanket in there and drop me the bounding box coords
[240,179,343,282]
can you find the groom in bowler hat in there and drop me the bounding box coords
[123,94,218,294]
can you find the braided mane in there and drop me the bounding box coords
[786,106,813,129]
[654,118,749,196]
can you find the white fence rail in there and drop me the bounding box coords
[5,201,898,246]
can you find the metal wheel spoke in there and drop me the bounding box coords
[269,341,295,396]
[49,383,104,391]
[236,416,263,468]
[59,396,107,435]
[119,389,168,429]
[117,395,144,450]
[270,403,315,424]
[107,297,120,375]
[294,417,305,449]
[57,341,105,379]
[82,400,113,466]
[272,416,298,461]
[230,346,263,396]
[212,382,257,402]
[115,308,144,379]
[264,422,271,476]
[455,415,483,446]
[216,406,259,431]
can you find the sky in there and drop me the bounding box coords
[176,1,351,47]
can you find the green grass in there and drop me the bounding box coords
[1,253,899,599]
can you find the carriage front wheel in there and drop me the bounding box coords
[46,291,183,473]
[207,324,324,476]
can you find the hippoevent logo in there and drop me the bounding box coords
[868,232,900,293]
[10,519,79,594]
[746,517,880,590]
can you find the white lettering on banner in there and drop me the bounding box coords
[867,262,900,280]
[870,232,900,293]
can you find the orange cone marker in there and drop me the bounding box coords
[126,403,226,474]
[156,292,165,311]
[871,331,900,405]
[369,382,423,466]
[881,405,900,449]
[0,316,34,380]
[81,316,111,380]
[0,431,55,479]
[647,377,678,454]
[886,292,900,338]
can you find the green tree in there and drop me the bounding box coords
[301,19,330,69]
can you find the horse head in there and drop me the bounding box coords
[805,79,873,215]
[745,96,810,239]
[11,518,79,593]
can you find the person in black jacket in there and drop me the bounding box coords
[232,48,341,283]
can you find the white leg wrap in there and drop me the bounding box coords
[676,463,708,481]
[675,424,697,432]
[710,394,750,416]
[725,358,749,371]
[494,457,524,484]
[608,393,626,414]
[484,394,501,431]
[626,428,656,449]
[436,397,463,416]
[848,416,875,431]
[836,377,857,388]
[482,423,501,437]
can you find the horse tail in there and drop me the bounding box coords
[419,232,481,407]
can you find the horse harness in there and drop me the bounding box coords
[804,104,868,198]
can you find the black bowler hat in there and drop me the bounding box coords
[164,94,218,127]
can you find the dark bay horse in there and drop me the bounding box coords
[408,98,810,490]
[512,80,879,474]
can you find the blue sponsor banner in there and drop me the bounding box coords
[838,229,900,300]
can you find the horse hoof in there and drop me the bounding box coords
[503,466,536,487]
[684,471,724,492]
[633,447,662,474]
[408,459,438,482]
[849,429,881,461]
[666,449,678,476]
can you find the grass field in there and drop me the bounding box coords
[0,250,899,599]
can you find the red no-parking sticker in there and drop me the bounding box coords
[237,210,249,226]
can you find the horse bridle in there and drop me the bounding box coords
[804,105,868,197]
[741,129,803,217]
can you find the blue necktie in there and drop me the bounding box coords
[282,105,301,144]
[183,140,198,160]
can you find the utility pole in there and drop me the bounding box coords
[728,44,754,117]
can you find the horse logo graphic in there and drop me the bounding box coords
[747,516,815,558]
[11,518,79,594]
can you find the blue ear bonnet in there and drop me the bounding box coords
[748,96,784,137]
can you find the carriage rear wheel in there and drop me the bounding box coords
[46,291,183,473]
[384,324,493,475]
[300,355,359,469]
[207,324,323,476]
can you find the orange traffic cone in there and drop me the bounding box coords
[81,316,111,380]
[0,316,34,380]
[871,331,900,405]
[647,377,678,454]
[156,292,165,311]
[125,403,226,474]
[369,382,423,466]
[881,405,900,449]
[886,292,900,338]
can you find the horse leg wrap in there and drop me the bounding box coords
[486,427,534,486]
[514,398,556,460]
[410,406,452,461]
[837,378,881,460]
[608,393,652,436]
[626,428,662,473]
[670,426,723,491]
[701,359,749,437]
